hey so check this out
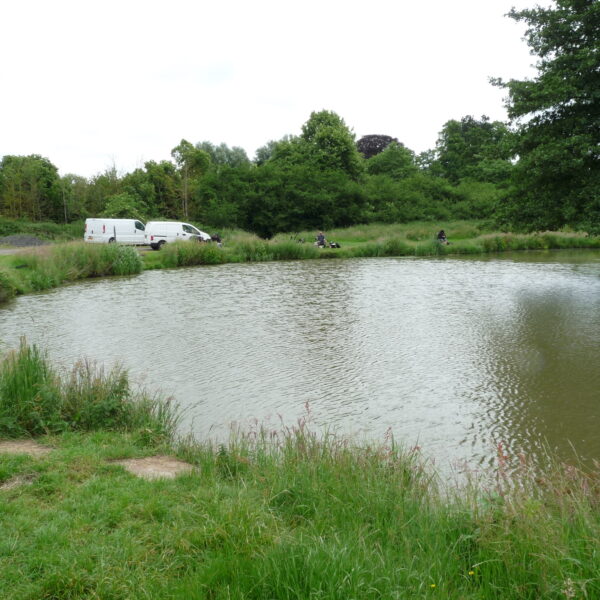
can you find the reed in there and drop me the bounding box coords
[0,340,177,440]
[2,242,142,296]
[159,241,226,267]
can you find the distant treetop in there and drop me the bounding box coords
[357,135,399,159]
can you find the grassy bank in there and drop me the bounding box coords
[0,243,142,302]
[1,342,599,599]
[0,218,83,243]
[145,221,600,269]
[0,221,599,303]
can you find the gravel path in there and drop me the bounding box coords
[0,235,48,247]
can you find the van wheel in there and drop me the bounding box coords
[108,238,116,243]
[157,240,166,250]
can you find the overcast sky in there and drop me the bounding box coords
[1,0,541,178]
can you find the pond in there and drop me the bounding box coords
[2,251,600,474]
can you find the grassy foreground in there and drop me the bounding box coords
[1,342,600,599]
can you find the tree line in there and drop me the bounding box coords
[0,0,597,237]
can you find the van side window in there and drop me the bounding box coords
[190,226,201,235]
[182,224,194,234]
[135,221,145,231]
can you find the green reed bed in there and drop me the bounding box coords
[0,224,599,306]
[0,339,176,440]
[0,242,142,299]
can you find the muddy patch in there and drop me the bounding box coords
[112,456,195,480]
[0,440,53,457]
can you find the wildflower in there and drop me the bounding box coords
[468,571,475,576]
[430,584,436,588]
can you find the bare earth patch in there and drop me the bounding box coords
[112,456,195,480]
[0,440,53,457]
[0,474,37,491]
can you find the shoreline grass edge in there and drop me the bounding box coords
[1,223,599,304]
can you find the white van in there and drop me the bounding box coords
[145,221,211,250]
[84,218,146,245]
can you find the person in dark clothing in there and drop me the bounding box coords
[437,230,448,244]
[316,231,326,247]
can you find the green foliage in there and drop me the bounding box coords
[0,217,83,241]
[0,340,63,436]
[160,241,226,267]
[300,110,364,180]
[0,154,62,221]
[0,269,17,303]
[101,192,147,220]
[364,173,463,223]
[171,139,211,219]
[195,141,250,168]
[2,243,142,298]
[241,163,368,238]
[365,141,418,179]
[0,340,177,438]
[494,0,600,230]
[430,115,514,184]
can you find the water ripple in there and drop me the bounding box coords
[1,252,600,472]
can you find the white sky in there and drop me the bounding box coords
[1,0,540,178]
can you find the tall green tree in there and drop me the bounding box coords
[171,139,210,218]
[196,141,250,169]
[143,160,180,218]
[432,116,514,184]
[299,110,364,180]
[86,165,122,216]
[494,0,600,230]
[365,142,418,180]
[0,155,61,221]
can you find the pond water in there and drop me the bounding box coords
[2,251,600,474]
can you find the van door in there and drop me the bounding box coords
[181,223,195,240]
[134,221,145,245]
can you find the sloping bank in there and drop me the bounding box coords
[1,231,600,305]
[1,340,599,598]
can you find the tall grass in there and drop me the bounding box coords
[160,241,227,267]
[1,396,600,597]
[1,225,599,306]
[169,422,600,599]
[2,242,142,298]
[0,339,177,440]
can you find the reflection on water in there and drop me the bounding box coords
[1,250,600,473]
